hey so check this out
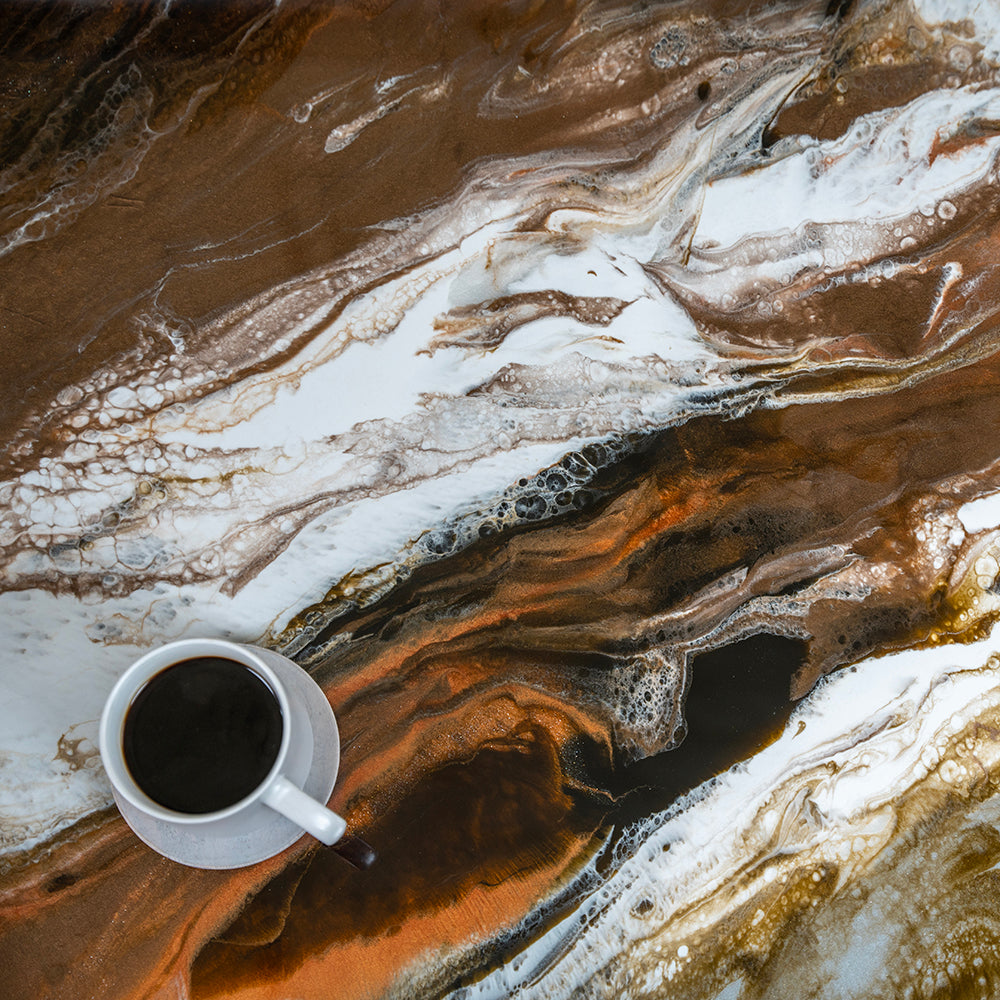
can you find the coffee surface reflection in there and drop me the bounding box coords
[122,656,283,814]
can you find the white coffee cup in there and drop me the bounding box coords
[99,638,347,869]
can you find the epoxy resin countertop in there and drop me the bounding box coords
[4,2,1000,998]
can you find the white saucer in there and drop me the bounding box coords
[112,651,340,869]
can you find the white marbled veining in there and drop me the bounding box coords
[452,634,1000,999]
[3,0,1000,873]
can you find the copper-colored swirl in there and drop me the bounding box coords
[5,2,1000,999]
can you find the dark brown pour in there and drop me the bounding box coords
[613,633,808,824]
[122,657,283,814]
[5,1,1000,998]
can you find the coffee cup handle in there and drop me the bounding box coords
[262,775,347,845]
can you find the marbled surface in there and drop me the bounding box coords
[4,0,1000,997]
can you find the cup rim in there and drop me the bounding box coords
[98,638,293,825]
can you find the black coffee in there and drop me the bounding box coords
[122,656,283,814]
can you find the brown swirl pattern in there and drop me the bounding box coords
[4,1,1000,999]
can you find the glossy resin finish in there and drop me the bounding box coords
[4,2,1000,998]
